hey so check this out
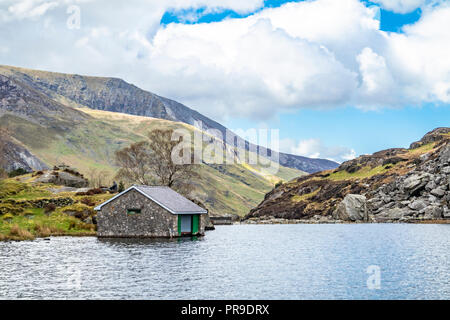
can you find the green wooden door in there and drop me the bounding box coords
[192,215,199,234]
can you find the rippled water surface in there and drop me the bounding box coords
[1,224,450,299]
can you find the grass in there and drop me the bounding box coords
[327,165,392,181]
[291,188,320,203]
[0,208,96,241]
[1,105,304,218]
[0,178,101,241]
[408,142,437,155]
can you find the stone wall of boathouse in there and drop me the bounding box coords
[97,189,206,238]
[97,189,178,238]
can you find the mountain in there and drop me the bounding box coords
[0,65,338,173]
[0,67,304,216]
[245,128,450,223]
[0,138,48,172]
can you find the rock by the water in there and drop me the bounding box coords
[333,194,368,222]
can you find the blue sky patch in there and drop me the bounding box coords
[161,0,422,34]
[161,0,302,25]
[379,8,422,32]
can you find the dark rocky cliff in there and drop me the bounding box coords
[244,128,450,223]
[1,139,48,172]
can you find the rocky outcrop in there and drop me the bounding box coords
[0,73,88,128]
[366,143,450,222]
[0,139,48,172]
[333,194,368,222]
[244,128,450,224]
[409,127,450,149]
[34,169,89,188]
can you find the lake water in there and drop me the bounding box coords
[1,224,450,300]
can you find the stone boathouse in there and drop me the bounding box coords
[94,185,208,238]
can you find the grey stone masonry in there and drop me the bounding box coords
[97,189,205,238]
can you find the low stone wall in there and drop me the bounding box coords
[0,197,74,209]
[210,216,233,225]
[28,197,75,208]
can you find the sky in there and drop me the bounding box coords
[0,0,449,163]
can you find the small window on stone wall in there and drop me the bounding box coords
[127,208,141,215]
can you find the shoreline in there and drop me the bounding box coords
[237,218,450,225]
[3,220,450,242]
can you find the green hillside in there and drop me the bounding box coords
[1,107,303,217]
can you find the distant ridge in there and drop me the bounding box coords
[0,65,338,173]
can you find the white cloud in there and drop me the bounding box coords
[355,47,398,108]
[385,3,450,103]
[370,0,427,13]
[147,17,358,119]
[0,0,450,122]
[280,138,356,163]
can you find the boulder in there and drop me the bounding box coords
[443,207,450,219]
[423,206,443,219]
[408,199,427,211]
[333,194,368,222]
[439,145,450,166]
[431,187,446,198]
[35,170,88,188]
[382,207,413,220]
[403,173,430,194]
[425,180,437,191]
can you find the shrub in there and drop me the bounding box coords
[0,203,24,216]
[34,223,51,237]
[77,222,96,231]
[63,168,83,178]
[2,213,14,221]
[9,224,34,240]
[44,203,57,214]
[118,181,125,193]
[8,168,29,178]
[32,171,44,177]
[63,203,95,220]
[80,197,95,207]
[87,188,103,195]
[275,181,283,188]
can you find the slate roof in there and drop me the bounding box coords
[94,185,208,215]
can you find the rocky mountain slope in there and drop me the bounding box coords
[0,69,304,216]
[0,74,87,128]
[0,65,338,173]
[245,128,450,223]
[1,139,48,172]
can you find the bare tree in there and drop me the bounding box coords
[115,129,197,192]
[115,141,154,185]
[86,167,111,188]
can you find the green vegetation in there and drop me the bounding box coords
[0,208,95,241]
[1,108,304,217]
[8,168,29,178]
[0,179,52,200]
[327,165,392,181]
[408,142,437,154]
[291,188,320,203]
[0,178,104,241]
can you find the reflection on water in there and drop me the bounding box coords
[1,224,450,299]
